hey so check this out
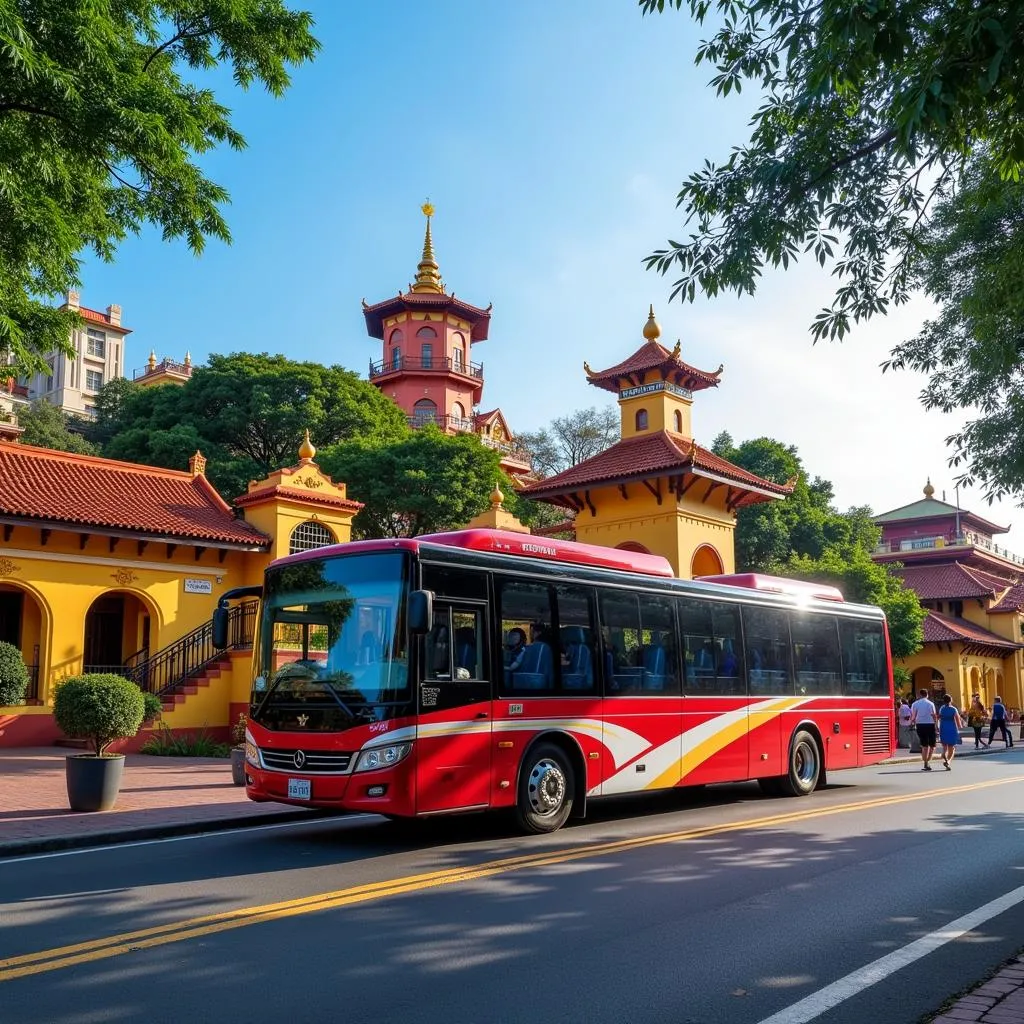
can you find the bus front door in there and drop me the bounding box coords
[416,604,492,814]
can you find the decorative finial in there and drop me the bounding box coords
[715,363,724,375]
[410,200,444,294]
[924,477,935,498]
[298,429,316,463]
[184,350,192,367]
[688,438,698,460]
[643,304,661,341]
[189,450,207,477]
[490,483,504,508]
[670,340,681,360]
[583,361,594,376]
[784,474,799,489]
[147,349,157,370]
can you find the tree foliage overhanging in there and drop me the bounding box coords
[0,0,319,378]
[711,432,924,658]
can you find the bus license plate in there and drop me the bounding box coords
[287,778,311,800]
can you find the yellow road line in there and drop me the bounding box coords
[3,774,1022,982]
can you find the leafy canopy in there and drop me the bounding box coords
[0,0,319,377]
[640,0,1024,341]
[102,353,410,497]
[712,432,924,658]
[17,399,99,455]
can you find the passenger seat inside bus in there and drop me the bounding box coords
[511,641,553,690]
[560,626,593,690]
[642,637,669,691]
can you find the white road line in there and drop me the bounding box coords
[0,814,377,865]
[756,884,1024,1024]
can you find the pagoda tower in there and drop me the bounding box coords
[362,204,530,477]
[520,307,794,577]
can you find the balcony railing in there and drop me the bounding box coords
[133,359,193,381]
[405,413,533,467]
[874,532,1024,566]
[370,356,483,380]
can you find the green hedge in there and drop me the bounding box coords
[53,674,146,756]
[0,641,29,706]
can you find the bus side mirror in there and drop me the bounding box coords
[212,606,230,649]
[408,590,434,634]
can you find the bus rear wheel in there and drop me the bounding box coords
[516,743,574,834]
[778,730,820,797]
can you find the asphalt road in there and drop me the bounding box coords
[2,752,1023,1024]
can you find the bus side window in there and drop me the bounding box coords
[554,584,597,694]
[790,612,842,695]
[742,606,794,697]
[498,580,554,693]
[678,597,720,694]
[710,603,744,696]
[425,612,452,681]
[452,609,485,681]
[840,619,887,695]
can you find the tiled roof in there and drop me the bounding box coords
[519,431,792,504]
[0,442,269,546]
[990,583,1024,613]
[894,562,1013,600]
[873,496,1007,534]
[77,305,131,334]
[235,484,362,512]
[586,340,721,394]
[922,610,1023,652]
[362,291,491,341]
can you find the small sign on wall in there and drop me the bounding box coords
[183,578,213,595]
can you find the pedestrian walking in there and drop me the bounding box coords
[966,694,987,749]
[910,688,938,771]
[937,695,963,770]
[897,699,913,748]
[985,696,1014,748]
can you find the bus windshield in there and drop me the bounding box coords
[251,552,410,731]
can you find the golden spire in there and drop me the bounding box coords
[298,429,316,463]
[410,201,445,294]
[643,304,661,341]
[147,349,157,371]
[184,350,192,367]
[924,477,935,498]
[490,482,504,509]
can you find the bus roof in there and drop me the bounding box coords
[696,573,845,602]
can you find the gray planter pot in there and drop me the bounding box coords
[230,746,246,786]
[66,754,125,812]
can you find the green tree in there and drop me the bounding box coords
[321,427,506,539]
[17,400,98,455]
[517,406,620,477]
[714,433,924,657]
[102,354,409,497]
[86,377,139,446]
[885,156,1024,501]
[0,0,319,379]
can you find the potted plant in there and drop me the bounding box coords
[230,713,248,786]
[0,640,30,706]
[53,673,146,811]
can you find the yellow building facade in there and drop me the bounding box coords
[521,309,793,577]
[0,435,361,747]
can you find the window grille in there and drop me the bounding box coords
[289,521,335,554]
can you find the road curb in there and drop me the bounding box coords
[0,809,333,858]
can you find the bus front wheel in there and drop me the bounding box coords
[516,743,574,834]
[779,730,820,797]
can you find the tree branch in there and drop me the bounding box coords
[0,102,62,120]
[807,128,899,190]
[142,21,220,72]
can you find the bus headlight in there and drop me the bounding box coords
[244,734,261,767]
[354,742,412,773]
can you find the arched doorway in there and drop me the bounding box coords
[616,541,651,554]
[690,544,724,578]
[83,591,158,674]
[0,582,47,703]
[913,666,946,702]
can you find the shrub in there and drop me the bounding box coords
[53,674,146,756]
[141,692,163,725]
[0,641,29,706]
[230,713,248,747]
[140,724,230,758]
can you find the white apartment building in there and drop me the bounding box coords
[27,291,131,419]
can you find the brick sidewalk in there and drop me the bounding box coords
[928,954,1024,1024]
[0,747,315,854]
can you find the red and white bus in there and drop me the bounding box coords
[219,529,894,833]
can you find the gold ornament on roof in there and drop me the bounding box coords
[670,340,681,360]
[583,361,594,376]
[490,483,504,508]
[643,305,661,341]
[298,429,316,462]
[147,350,157,371]
[924,477,935,498]
[184,350,192,367]
[421,201,435,218]
[411,200,444,294]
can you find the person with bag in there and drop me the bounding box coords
[966,694,987,749]
[985,695,1014,748]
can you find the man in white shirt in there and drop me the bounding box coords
[897,699,913,748]
[910,689,938,771]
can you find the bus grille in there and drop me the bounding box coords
[861,717,892,755]
[261,749,353,774]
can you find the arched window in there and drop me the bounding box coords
[452,332,466,370]
[453,345,464,369]
[635,408,649,431]
[389,328,403,345]
[673,410,683,433]
[391,347,401,370]
[451,401,465,420]
[289,521,335,555]
[413,398,437,426]
[415,326,437,338]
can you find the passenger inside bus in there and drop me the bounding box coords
[507,623,554,690]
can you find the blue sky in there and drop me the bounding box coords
[79,0,1024,547]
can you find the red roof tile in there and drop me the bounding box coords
[519,431,792,505]
[990,583,1024,613]
[235,484,363,512]
[0,442,268,546]
[922,610,1023,652]
[77,305,132,334]
[894,562,1013,600]
[586,340,721,394]
[362,292,491,341]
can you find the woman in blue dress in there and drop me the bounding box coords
[938,694,963,770]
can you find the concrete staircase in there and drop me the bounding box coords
[159,655,232,715]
